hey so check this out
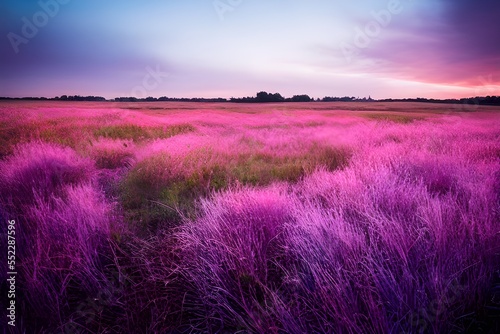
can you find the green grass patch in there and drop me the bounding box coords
[38,123,94,149]
[119,145,351,232]
[92,146,134,169]
[231,145,350,185]
[93,124,195,141]
[0,119,96,157]
[0,121,35,158]
[231,153,304,185]
[120,154,227,231]
[360,113,424,124]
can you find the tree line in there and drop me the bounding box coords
[1,93,499,106]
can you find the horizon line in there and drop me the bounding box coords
[1,94,500,102]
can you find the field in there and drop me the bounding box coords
[1,101,499,333]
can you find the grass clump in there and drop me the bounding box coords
[89,139,135,169]
[0,142,94,207]
[0,142,124,333]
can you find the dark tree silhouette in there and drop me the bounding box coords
[290,95,312,102]
[256,91,285,103]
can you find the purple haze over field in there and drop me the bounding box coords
[1,0,499,99]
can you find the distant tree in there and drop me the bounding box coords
[291,95,312,102]
[255,91,284,103]
[256,91,270,102]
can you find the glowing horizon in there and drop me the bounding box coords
[1,0,499,100]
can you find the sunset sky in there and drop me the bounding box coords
[1,0,499,99]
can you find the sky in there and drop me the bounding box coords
[1,0,499,99]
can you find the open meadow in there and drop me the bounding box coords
[1,101,499,333]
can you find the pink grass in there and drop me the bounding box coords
[0,101,499,332]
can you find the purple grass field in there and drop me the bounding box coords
[1,101,499,333]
